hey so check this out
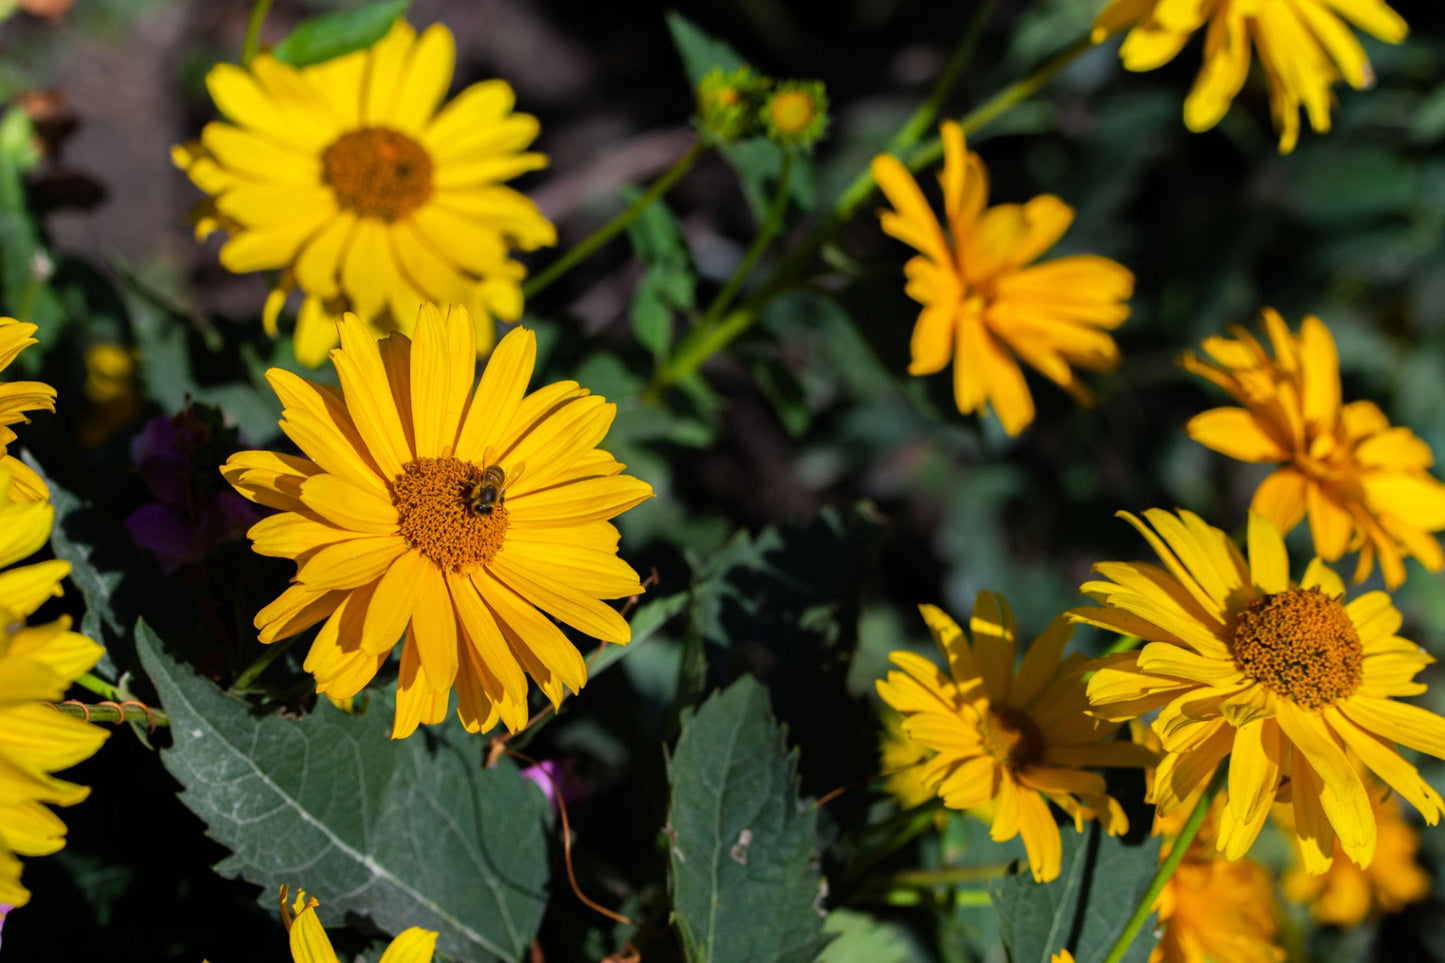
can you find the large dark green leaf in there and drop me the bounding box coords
[137,623,551,963]
[272,1,410,67]
[989,822,1162,963]
[667,675,829,963]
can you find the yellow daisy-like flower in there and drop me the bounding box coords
[871,121,1134,435]
[1093,0,1408,153]
[278,885,437,963]
[222,304,653,739]
[1073,508,1445,873]
[174,20,556,367]
[875,594,1153,882]
[0,317,56,502]
[0,470,108,910]
[1281,791,1430,926]
[1138,728,1285,963]
[878,706,941,813]
[1183,309,1445,589]
[1153,853,1283,963]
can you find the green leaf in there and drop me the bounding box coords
[625,189,695,361]
[989,822,1163,963]
[667,675,830,963]
[137,623,551,963]
[665,11,749,86]
[816,909,930,962]
[272,0,410,67]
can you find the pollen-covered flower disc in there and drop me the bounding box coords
[173,20,556,367]
[0,470,108,910]
[1183,310,1445,589]
[876,594,1154,882]
[1093,0,1408,153]
[1073,508,1445,873]
[222,304,653,739]
[872,121,1134,435]
[0,317,56,502]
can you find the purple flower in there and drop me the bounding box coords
[518,758,592,812]
[124,406,259,572]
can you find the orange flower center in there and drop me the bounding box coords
[322,128,433,221]
[392,457,508,571]
[980,704,1044,772]
[768,91,815,135]
[1231,587,1363,709]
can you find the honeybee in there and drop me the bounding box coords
[463,460,524,515]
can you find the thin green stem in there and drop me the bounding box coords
[231,635,300,692]
[885,863,1012,887]
[831,0,999,223]
[648,31,1096,396]
[242,0,275,65]
[907,34,1094,172]
[73,672,121,701]
[699,151,794,329]
[51,701,169,728]
[523,139,706,301]
[1100,769,1226,963]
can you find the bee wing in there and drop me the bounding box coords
[503,461,526,490]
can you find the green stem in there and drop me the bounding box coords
[242,0,275,65]
[1100,769,1225,963]
[51,701,169,728]
[231,635,299,692]
[885,863,1012,887]
[649,31,1096,396]
[73,672,121,701]
[831,0,999,223]
[907,34,1094,172]
[522,139,707,301]
[700,151,794,329]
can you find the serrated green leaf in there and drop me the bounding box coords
[272,1,410,67]
[816,908,930,962]
[668,676,829,963]
[137,623,551,963]
[989,823,1163,963]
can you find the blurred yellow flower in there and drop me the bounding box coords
[78,341,142,449]
[872,121,1133,435]
[0,470,108,909]
[278,885,437,963]
[223,304,652,739]
[1074,508,1445,874]
[1282,792,1429,926]
[1183,310,1445,589]
[1093,0,1408,153]
[876,594,1153,882]
[174,21,555,366]
[878,706,938,812]
[0,317,55,501]
[1153,854,1283,963]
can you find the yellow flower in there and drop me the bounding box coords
[278,885,437,963]
[1073,508,1445,873]
[1153,855,1283,963]
[1182,309,1445,589]
[174,21,556,367]
[1137,727,1285,963]
[78,341,142,449]
[0,470,108,909]
[875,594,1153,882]
[872,122,1134,435]
[222,304,653,739]
[878,706,941,813]
[1093,0,1408,153]
[1052,952,1075,963]
[1282,792,1430,926]
[0,317,56,502]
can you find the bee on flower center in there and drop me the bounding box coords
[462,462,524,515]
